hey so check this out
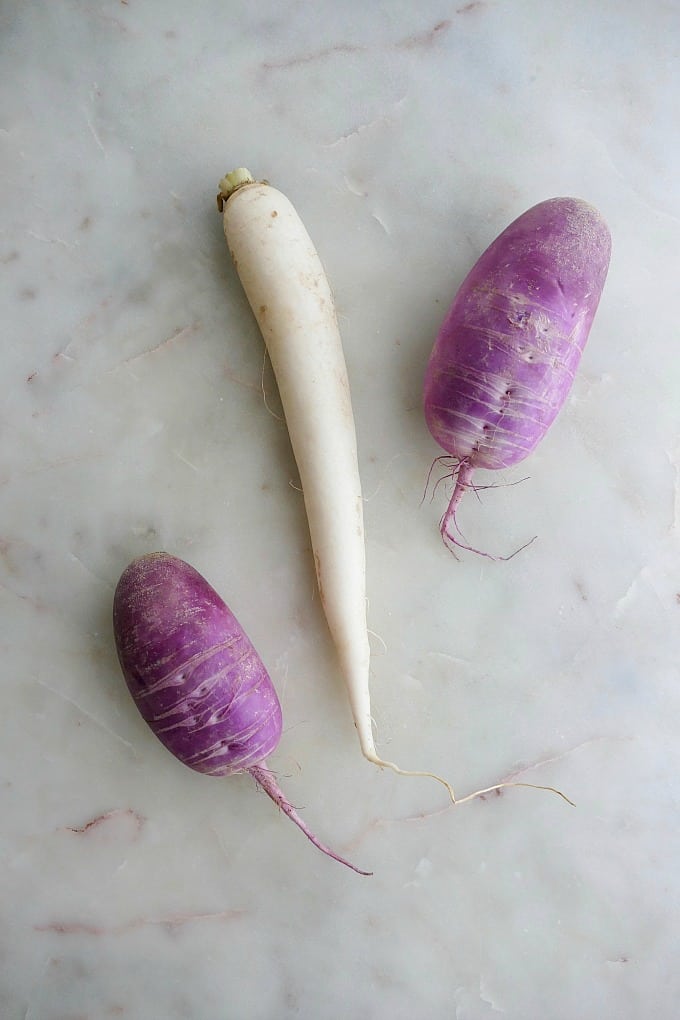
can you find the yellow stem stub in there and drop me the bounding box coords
[216,167,256,210]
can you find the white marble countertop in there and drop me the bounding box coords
[2,2,679,1017]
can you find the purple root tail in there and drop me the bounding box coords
[439,460,474,552]
[248,764,372,876]
[439,461,536,561]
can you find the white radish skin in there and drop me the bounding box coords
[223,181,369,740]
[218,169,455,795]
[217,169,573,810]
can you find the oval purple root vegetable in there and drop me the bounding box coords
[424,197,611,555]
[113,552,371,876]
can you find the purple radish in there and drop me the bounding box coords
[113,552,371,875]
[424,197,611,554]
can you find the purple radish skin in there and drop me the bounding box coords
[113,552,371,876]
[424,197,611,554]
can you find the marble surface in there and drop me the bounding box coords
[2,1,679,1017]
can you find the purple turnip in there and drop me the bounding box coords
[113,552,371,875]
[424,197,611,554]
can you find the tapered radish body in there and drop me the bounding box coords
[217,168,455,797]
[113,552,371,875]
[424,197,611,551]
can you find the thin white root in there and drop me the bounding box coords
[365,748,574,808]
[260,350,284,421]
[367,628,388,655]
[452,780,575,807]
[363,750,457,802]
